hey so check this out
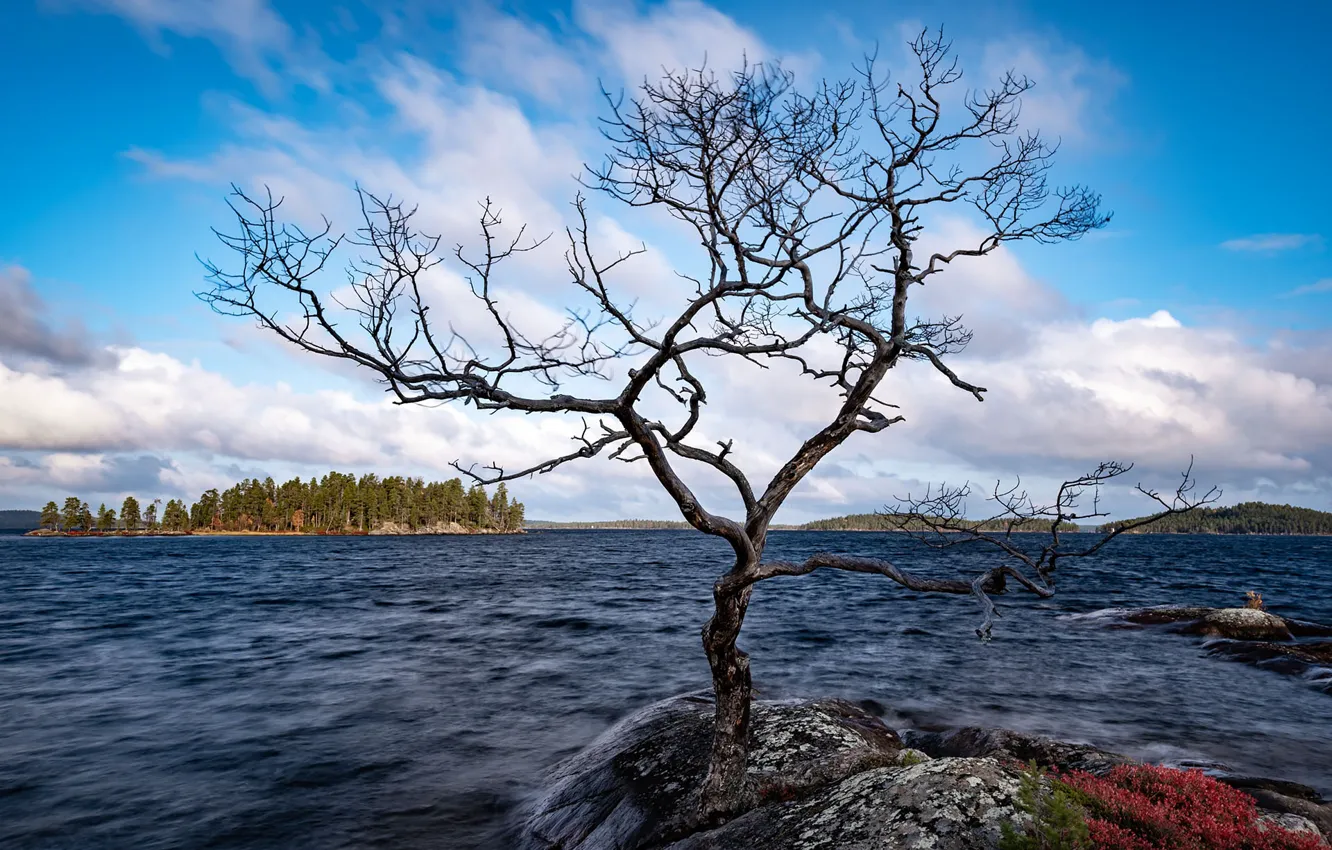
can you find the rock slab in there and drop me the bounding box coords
[517,694,1036,850]
[670,758,1026,850]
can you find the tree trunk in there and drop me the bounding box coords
[699,570,755,821]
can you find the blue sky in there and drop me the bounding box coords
[2,0,1330,519]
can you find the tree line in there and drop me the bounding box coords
[796,513,1083,532]
[37,472,525,534]
[1100,501,1332,535]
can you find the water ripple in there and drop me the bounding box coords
[0,531,1329,849]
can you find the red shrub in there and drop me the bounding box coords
[1059,764,1326,850]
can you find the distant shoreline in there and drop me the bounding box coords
[14,526,1332,537]
[21,528,524,538]
[526,525,1332,535]
[19,525,1047,535]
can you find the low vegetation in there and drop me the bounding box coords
[1004,763,1326,850]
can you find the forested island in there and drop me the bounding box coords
[24,472,524,536]
[1099,501,1332,535]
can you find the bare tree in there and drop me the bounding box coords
[870,459,1218,640]
[201,30,1212,821]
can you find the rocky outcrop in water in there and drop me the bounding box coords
[1070,606,1332,693]
[1111,605,1332,639]
[515,693,1332,849]
[1183,608,1295,640]
[517,692,1031,850]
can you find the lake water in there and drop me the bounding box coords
[1,531,1330,849]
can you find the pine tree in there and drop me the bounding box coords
[491,483,509,531]
[121,496,141,531]
[161,499,189,531]
[40,501,60,530]
[192,489,221,530]
[61,496,82,530]
[79,502,92,531]
[466,484,489,527]
[96,503,116,531]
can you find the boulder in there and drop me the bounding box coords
[1259,812,1325,840]
[518,693,905,850]
[902,726,1134,776]
[1203,640,1332,692]
[1245,789,1332,839]
[1287,619,1332,638]
[1181,608,1294,641]
[1121,606,1215,626]
[1109,605,1320,641]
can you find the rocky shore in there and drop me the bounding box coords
[516,692,1331,849]
[1067,605,1332,693]
[367,521,523,535]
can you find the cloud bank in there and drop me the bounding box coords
[6,0,1330,520]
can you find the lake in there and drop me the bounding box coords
[1,531,1329,849]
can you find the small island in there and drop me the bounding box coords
[21,471,525,536]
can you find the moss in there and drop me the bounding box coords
[1000,762,1092,850]
[897,749,929,767]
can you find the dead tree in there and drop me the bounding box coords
[201,30,1213,821]
[870,460,1218,640]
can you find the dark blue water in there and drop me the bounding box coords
[1,532,1330,849]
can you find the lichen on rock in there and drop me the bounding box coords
[672,757,1027,850]
[1184,608,1295,641]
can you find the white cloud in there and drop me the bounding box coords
[59,0,323,92]
[132,54,587,250]
[25,1,1332,521]
[982,36,1126,144]
[4,253,1332,518]
[575,0,818,84]
[875,309,1332,505]
[454,7,589,106]
[1221,233,1323,252]
[1284,278,1332,297]
[0,342,670,515]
